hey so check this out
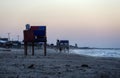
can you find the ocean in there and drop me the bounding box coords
[71,49,120,58]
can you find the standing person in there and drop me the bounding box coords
[56,39,61,52]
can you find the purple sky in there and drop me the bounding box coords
[0,0,120,48]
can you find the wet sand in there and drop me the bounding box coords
[0,48,120,78]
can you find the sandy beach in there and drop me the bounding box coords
[0,48,120,78]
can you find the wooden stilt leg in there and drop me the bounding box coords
[44,42,47,56]
[24,42,27,55]
[32,42,34,56]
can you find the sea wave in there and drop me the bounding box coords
[71,49,120,58]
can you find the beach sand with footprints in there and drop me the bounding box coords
[0,48,120,78]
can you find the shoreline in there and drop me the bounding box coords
[0,48,120,78]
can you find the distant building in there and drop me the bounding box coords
[0,38,21,48]
[0,38,9,47]
[75,43,78,48]
[0,38,8,41]
[9,41,21,48]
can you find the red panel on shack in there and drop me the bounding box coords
[24,30,34,42]
[30,26,39,31]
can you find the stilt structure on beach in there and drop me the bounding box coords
[23,24,47,56]
[56,40,69,52]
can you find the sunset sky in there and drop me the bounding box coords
[0,0,120,48]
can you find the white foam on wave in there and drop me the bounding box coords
[71,49,120,58]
